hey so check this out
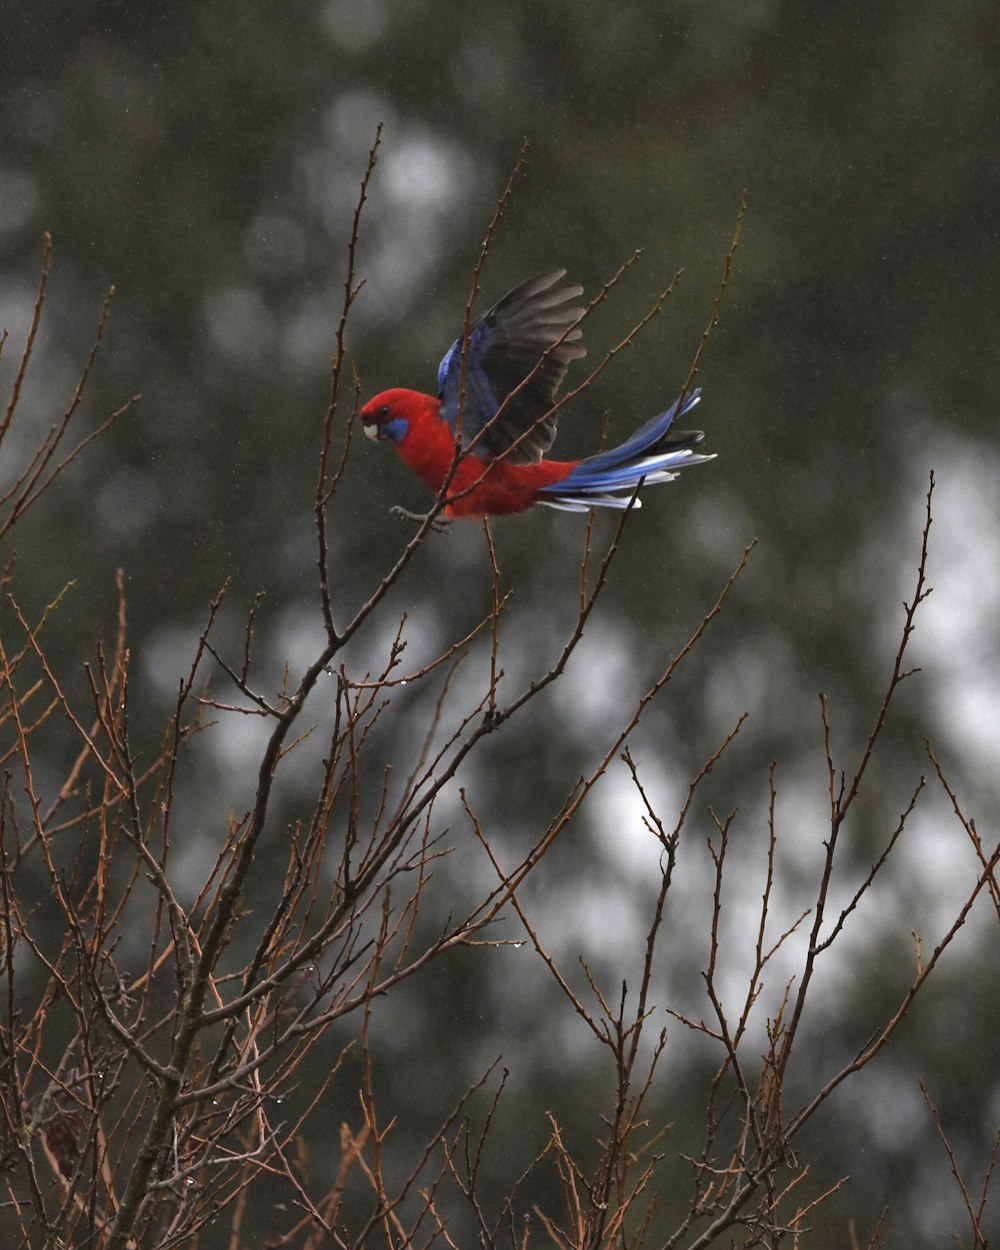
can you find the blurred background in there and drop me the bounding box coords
[2,2,998,1245]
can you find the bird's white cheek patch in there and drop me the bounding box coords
[363,424,379,442]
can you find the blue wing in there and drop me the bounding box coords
[437,271,586,464]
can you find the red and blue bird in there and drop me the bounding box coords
[360,271,714,520]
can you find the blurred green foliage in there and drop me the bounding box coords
[1,2,998,1245]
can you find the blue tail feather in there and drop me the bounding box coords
[537,389,714,512]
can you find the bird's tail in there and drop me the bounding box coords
[536,389,714,512]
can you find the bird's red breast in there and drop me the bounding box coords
[361,388,577,518]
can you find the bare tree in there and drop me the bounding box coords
[1,139,996,1250]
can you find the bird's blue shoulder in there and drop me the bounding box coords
[437,321,498,452]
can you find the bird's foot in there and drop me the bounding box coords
[390,504,451,532]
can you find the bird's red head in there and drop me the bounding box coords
[360,388,422,445]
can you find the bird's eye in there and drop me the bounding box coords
[378,405,390,418]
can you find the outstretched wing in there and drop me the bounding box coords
[437,271,586,465]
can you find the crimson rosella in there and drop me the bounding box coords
[360,270,714,520]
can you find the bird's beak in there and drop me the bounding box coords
[363,424,379,442]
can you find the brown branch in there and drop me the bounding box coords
[0,232,51,444]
